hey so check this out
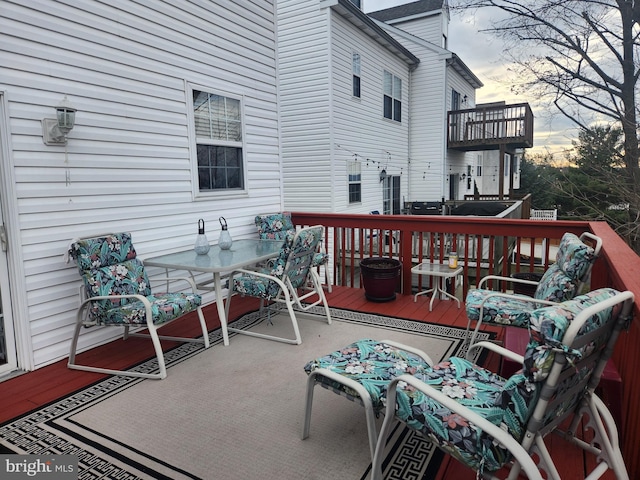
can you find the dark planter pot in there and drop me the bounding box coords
[360,257,402,302]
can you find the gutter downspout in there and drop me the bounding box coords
[442,59,449,202]
[407,64,415,202]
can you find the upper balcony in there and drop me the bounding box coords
[447,102,534,151]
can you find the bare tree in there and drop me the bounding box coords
[452,0,640,193]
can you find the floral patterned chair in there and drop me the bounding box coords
[302,339,433,460]
[255,213,332,292]
[66,233,209,380]
[371,288,633,480]
[464,232,602,346]
[224,225,331,345]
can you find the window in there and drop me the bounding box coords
[352,52,361,98]
[476,154,483,176]
[451,89,461,110]
[348,160,361,203]
[192,89,245,192]
[383,175,401,214]
[383,70,402,122]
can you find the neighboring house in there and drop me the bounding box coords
[0,1,282,375]
[277,0,483,214]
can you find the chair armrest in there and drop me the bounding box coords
[385,374,543,480]
[479,291,559,310]
[468,341,524,365]
[79,293,153,326]
[478,274,540,290]
[151,276,199,294]
[380,339,434,366]
[229,268,291,300]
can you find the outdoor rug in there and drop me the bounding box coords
[0,306,491,480]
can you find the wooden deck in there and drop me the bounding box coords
[0,286,617,479]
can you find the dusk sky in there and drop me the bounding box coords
[363,0,578,158]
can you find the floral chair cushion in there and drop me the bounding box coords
[465,289,542,327]
[68,233,202,325]
[232,227,321,300]
[546,232,595,283]
[303,339,432,415]
[255,213,295,241]
[395,357,537,472]
[68,232,138,271]
[255,213,328,268]
[531,268,578,302]
[466,232,596,325]
[523,287,620,382]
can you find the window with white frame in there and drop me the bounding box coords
[476,154,483,176]
[352,52,361,98]
[192,88,245,192]
[383,70,401,122]
[348,160,361,203]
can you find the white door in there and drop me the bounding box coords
[0,92,17,376]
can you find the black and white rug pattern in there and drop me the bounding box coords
[0,306,491,480]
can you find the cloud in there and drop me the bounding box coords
[364,0,577,155]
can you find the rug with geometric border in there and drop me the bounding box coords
[0,306,491,480]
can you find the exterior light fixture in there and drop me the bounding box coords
[42,95,77,145]
[379,169,387,182]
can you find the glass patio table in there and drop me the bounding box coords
[144,239,282,346]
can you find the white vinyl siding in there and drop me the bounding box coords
[277,2,411,213]
[0,0,281,369]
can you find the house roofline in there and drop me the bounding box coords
[368,0,448,24]
[320,0,420,67]
[373,19,483,89]
[447,54,483,89]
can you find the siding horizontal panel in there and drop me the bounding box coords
[14,168,192,183]
[16,182,192,199]
[11,140,188,160]
[17,193,189,214]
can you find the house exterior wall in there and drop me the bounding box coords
[476,150,522,196]
[376,17,479,203]
[329,12,410,213]
[384,10,445,46]
[278,0,333,212]
[0,0,282,369]
[445,67,477,200]
[277,0,411,214]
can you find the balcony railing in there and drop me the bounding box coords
[291,211,640,478]
[448,103,534,150]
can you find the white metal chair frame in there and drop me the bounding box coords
[224,225,332,345]
[67,234,210,380]
[302,339,433,460]
[466,232,603,348]
[372,290,634,480]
